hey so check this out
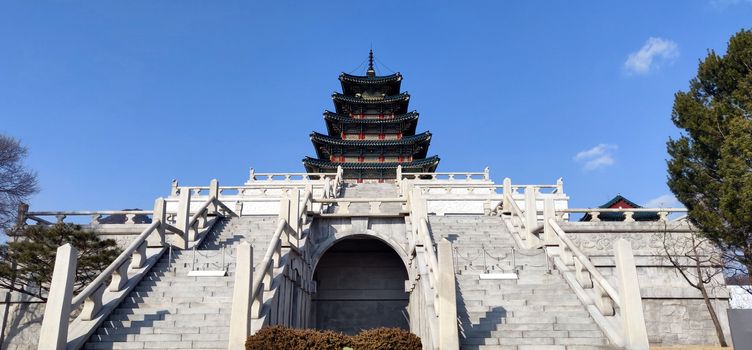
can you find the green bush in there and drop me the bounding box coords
[245,326,421,350]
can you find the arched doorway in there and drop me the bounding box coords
[311,236,409,334]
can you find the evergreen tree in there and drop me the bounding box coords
[667,29,752,284]
[0,224,120,301]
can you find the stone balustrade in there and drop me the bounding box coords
[559,207,687,222]
[313,197,406,216]
[21,210,153,227]
[38,197,172,350]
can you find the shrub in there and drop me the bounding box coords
[245,326,349,350]
[246,326,422,350]
[351,328,422,350]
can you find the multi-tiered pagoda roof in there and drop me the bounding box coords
[303,51,439,180]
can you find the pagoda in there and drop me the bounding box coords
[303,50,439,181]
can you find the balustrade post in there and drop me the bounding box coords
[170,179,179,197]
[278,196,291,247]
[149,197,167,247]
[524,186,539,246]
[589,211,601,222]
[15,202,29,230]
[209,179,219,214]
[614,239,649,349]
[502,178,512,214]
[438,239,460,349]
[38,244,77,350]
[556,177,564,193]
[175,189,192,249]
[228,242,253,350]
[396,165,402,185]
[289,189,301,246]
[483,166,490,180]
[543,198,557,245]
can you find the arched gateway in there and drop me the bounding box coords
[311,236,409,334]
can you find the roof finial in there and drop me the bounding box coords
[367,49,375,77]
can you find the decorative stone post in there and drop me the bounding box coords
[524,186,538,245]
[148,197,166,247]
[175,189,191,249]
[614,239,649,350]
[543,197,557,245]
[502,178,512,214]
[38,244,78,350]
[228,242,253,350]
[209,179,219,214]
[437,239,459,349]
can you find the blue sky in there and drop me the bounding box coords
[1,1,751,232]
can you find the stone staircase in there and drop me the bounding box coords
[338,182,403,214]
[429,215,617,350]
[83,216,280,350]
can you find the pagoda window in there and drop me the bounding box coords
[339,155,345,162]
[359,133,365,140]
[397,133,403,140]
[358,156,364,163]
[378,133,385,140]
[341,132,347,139]
[379,155,385,162]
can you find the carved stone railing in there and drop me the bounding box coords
[228,189,318,348]
[405,187,458,349]
[38,197,174,350]
[245,168,338,183]
[312,197,406,216]
[546,218,650,349]
[558,207,687,222]
[21,210,153,227]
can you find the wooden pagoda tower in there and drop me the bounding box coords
[303,51,439,181]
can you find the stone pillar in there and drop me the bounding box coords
[614,239,649,350]
[437,239,459,349]
[524,186,538,245]
[209,179,219,214]
[38,244,77,350]
[148,197,166,247]
[228,242,253,350]
[543,197,557,245]
[502,178,512,214]
[175,189,191,249]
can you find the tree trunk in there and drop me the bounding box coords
[698,283,728,347]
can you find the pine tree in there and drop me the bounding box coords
[667,29,752,284]
[0,224,120,301]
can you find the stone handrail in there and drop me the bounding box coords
[502,185,541,247]
[545,216,650,348]
[249,218,287,318]
[38,197,172,350]
[559,207,687,222]
[70,220,160,311]
[401,168,490,182]
[228,188,317,347]
[548,219,621,311]
[22,210,153,226]
[404,186,459,349]
[246,168,338,183]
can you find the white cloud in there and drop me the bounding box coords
[644,194,684,208]
[574,144,617,171]
[624,37,679,74]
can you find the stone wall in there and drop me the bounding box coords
[0,292,45,350]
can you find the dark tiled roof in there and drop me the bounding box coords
[310,131,431,147]
[323,111,419,124]
[580,194,660,222]
[339,72,402,84]
[332,92,409,105]
[302,156,439,170]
